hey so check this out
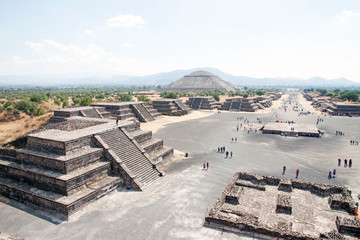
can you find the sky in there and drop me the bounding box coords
[0,0,360,82]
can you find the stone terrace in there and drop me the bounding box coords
[0,118,173,218]
[205,172,359,239]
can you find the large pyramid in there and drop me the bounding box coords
[162,70,238,93]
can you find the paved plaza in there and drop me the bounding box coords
[0,93,359,239]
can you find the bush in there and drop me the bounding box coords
[54,98,61,106]
[80,97,92,106]
[15,100,37,115]
[3,100,14,108]
[36,107,46,115]
[119,94,132,101]
[243,93,249,98]
[30,94,46,103]
[62,99,70,108]
[341,91,359,102]
[137,95,150,102]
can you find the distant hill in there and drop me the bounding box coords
[0,67,359,87]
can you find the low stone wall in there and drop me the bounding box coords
[276,193,292,214]
[336,217,360,237]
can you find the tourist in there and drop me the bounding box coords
[116,117,119,125]
[282,166,286,175]
[207,162,209,170]
[344,159,348,167]
[338,158,341,166]
[333,169,336,178]
[225,151,229,158]
[230,152,233,158]
[203,162,206,170]
[349,159,352,168]
[217,147,220,153]
[328,171,332,179]
[296,169,299,178]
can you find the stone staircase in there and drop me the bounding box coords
[174,100,191,114]
[143,103,161,119]
[131,103,155,122]
[190,98,202,110]
[115,107,136,120]
[80,108,102,118]
[230,101,241,111]
[97,128,162,189]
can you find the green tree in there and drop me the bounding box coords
[119,94,132,101]
[3,100,14,108]
[243,93,249,98]
[15,100,37,115]
[80,97,92,106]
[137,95,150,102]
[62,99,70,108]
[54,98,61,106]
[341,91,359,102]
[36,107,46,115]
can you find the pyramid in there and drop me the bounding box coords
[162,70,238,93]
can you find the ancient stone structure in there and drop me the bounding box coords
[219,98,259,112]
[205,172,359,239]
[161,70,238,93]
[185,97,219,110]
[0,117,173,218]
[326,103,360,116]
[261,122,321,137]
[152,99,190,116]
[50,102,161,123]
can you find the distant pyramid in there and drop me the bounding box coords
[162,70,238,93]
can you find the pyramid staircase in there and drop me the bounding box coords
[131,103,155,122]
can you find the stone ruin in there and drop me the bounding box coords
[0,116,174,219]
[185,96,219,110]
[205,172,359,239]
[50,102,161,123]
[219,98,260,112]
[152,99,191,116]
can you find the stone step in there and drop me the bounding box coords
[140,138,164,153]
[98,128,161,189]
[129,129,152,143]
[16,147,104,174]
[0,175,121,217]
[0,159,110,196]
[149,146,174,163]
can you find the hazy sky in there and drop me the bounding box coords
[0,0,360,81]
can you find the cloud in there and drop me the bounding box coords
[85,29,93,34]
[106,14,145,28]
[335,10,360,22]
[0,40,139,75]
[123,43,132,48]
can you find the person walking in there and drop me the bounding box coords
[230,151,233,158]
[206,162,209,170]
[338,158,341,166]
[116,117,119,125]
[296,169,299,178]
[282,166,286,175]
[203,162,206,170]
[328,171,332,179]
[349,159,352,168]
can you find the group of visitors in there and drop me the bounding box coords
[335,130,345,136]
[282,166,300,178]
[350,140,359,146]
[329,158,354,180]
[203,162,209,170]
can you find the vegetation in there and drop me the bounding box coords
[137,95,150,102]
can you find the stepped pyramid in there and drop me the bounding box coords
[0,117,173,218]
[162,70,238,93]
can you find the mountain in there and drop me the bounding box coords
[0,68,359,87]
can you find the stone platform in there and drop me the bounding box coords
[205,172,359,239]
[262,122,321,137]
[0,117,173,218]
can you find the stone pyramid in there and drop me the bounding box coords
[162,70,238,93]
